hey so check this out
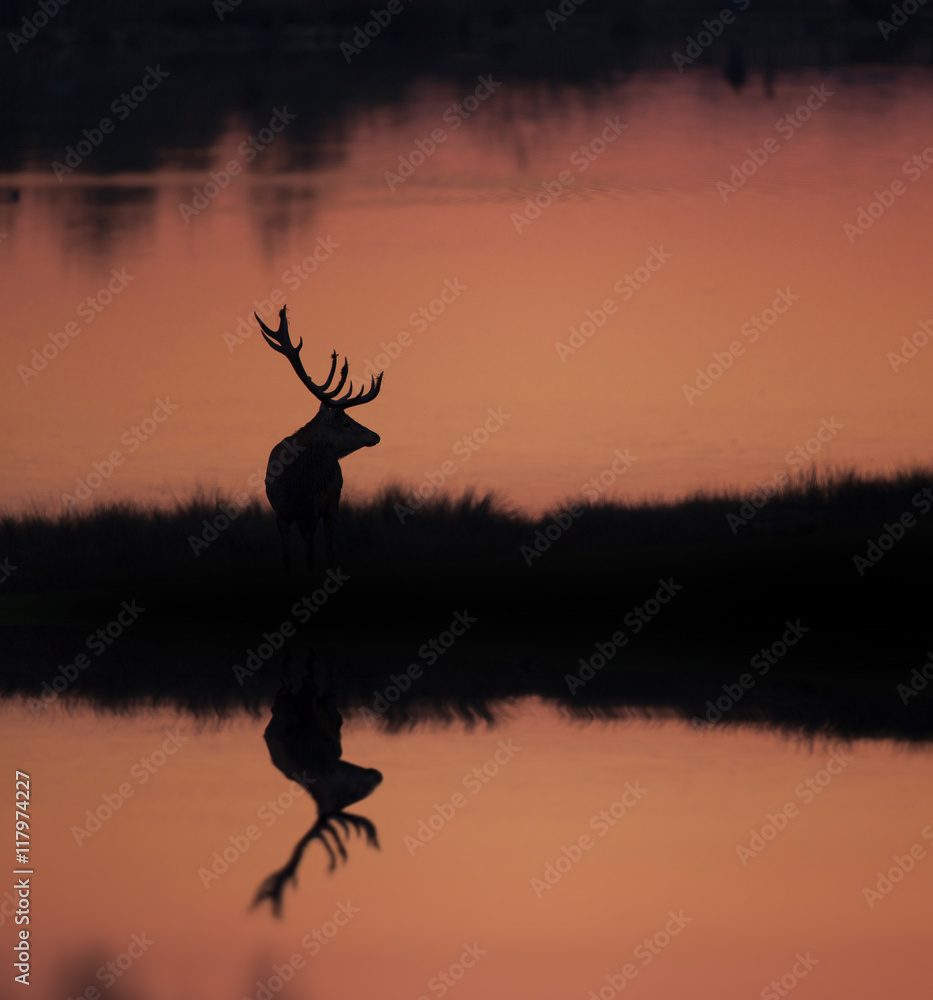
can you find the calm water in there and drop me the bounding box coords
[4,25,933,1000]
[3,70,933,515]
[2,700,932,1000]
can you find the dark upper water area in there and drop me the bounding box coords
[3,0,932,176]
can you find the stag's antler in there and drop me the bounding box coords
[252,811,380,917]
[256,306,383,409]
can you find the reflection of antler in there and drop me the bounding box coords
[253,655,382,917]
[252,812,379,916]
[319,812,380,868]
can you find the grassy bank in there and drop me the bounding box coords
[2,466,932,739]
[0,469,933,596]
[1,466,930,616]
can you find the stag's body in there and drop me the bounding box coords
[266,416,364,568]
[257,306,383,570]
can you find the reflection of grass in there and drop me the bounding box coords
[2,468,932,739]
[1,466,931,604]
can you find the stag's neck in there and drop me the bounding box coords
[288,420,339,459]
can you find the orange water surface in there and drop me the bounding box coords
[2,71,932,515]
[1,701,932,1000]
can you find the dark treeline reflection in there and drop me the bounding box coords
[4,2,932,255]
[3,619,932,744]
[3,0,932,177]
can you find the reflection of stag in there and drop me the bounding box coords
[256,305,384,569]
[253,657,382,916]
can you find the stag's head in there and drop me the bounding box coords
[256,306,383,457]
[312,405,380,457]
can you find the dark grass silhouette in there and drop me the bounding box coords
[2,466,932,741]
[1,465,930,608]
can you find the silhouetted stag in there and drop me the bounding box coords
[252,658,382,916]
[256,305,384,569]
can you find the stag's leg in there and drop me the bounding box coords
[297,516,320,570]
[321,499,339,568]
[276,517,292,570]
